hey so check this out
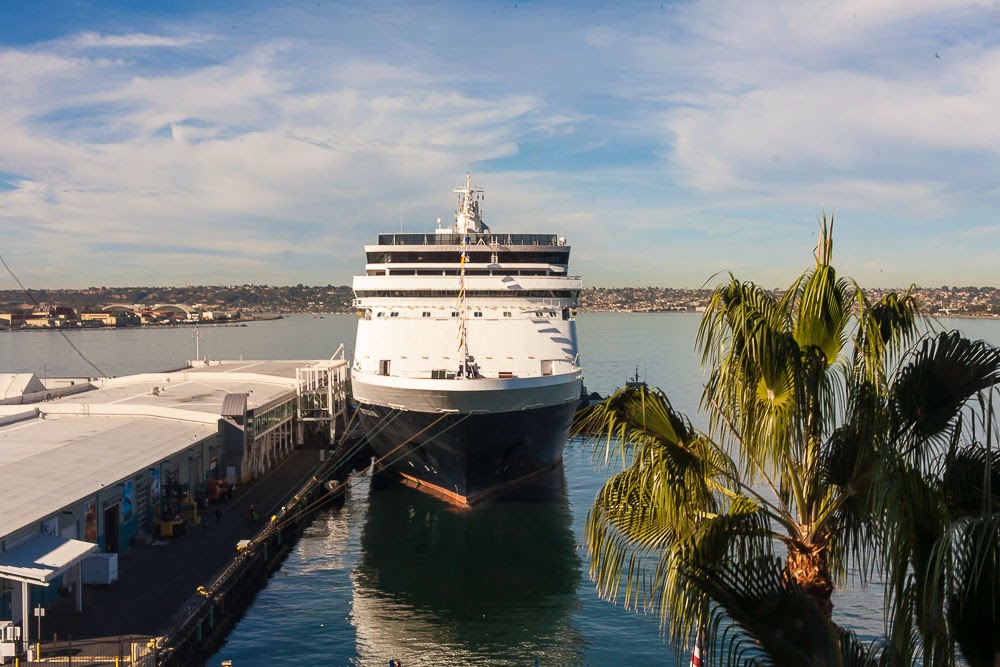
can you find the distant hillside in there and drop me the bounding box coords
[1,284,997,316]
[0,285,355,314]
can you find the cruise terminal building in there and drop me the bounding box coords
[0,358,347,651]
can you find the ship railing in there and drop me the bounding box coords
[377,232,560,247]
[366,365,579,381]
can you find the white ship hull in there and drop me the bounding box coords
[351,369,582,414]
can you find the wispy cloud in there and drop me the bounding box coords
[0,1,998,289]
[70,31,213,49]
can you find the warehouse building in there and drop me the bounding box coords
[0,357,347,651]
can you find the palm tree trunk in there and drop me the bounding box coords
[786,544,834,618]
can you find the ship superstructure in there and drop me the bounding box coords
[351,174,582,505]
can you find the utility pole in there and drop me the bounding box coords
[34,604,44,659]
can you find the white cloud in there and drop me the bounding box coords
[1,1,999,288]
[71,31,213,49]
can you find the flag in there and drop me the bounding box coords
[690,630,706,667]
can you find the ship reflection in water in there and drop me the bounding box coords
[351,464,584,666]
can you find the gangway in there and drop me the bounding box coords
[295,345,349,443]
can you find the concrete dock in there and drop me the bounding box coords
[40,446,327,643]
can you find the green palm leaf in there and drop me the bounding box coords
[682,555,842,667]
[927,514,1000,666]
[890,331,1000,463]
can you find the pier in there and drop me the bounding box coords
[0,357,353,665]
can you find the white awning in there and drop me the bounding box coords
[0,534,98,586]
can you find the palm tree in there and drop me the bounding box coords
[574,217,1000,664]
[878,333,1000,665]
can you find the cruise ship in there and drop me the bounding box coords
[350,175,583,505]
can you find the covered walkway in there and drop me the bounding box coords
[0,534,97,650]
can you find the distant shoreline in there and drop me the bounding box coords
[576,310,1000,319]
[3,311,999,333]
[0,314,284,332]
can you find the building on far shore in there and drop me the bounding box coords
[0,303,244,329]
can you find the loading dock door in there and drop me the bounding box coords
[103,504,119,554]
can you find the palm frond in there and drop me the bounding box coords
[854,286,922,387]
[793,264,851,369]
[941,443,1000,517]
[816,419,885,585]
[573,385,699,467]
[654,502,773,645]
[890,331,1000,465]
[682,555,842,667]
[582,403,729,619]
[878,463,952,663]
[926,514,1000,667]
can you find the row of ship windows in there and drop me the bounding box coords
[368,269,555,276]
[366,251,568,263]
[355,290,579,298]
[375,233,561,246]
[365,309,567,320]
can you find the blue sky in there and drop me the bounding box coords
[1,1,998,289]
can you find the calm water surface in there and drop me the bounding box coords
[5,314,998,665]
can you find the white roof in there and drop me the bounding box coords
[0,534,98,585]
[0,415,217,540]
[0,359,344,542]
[0,373,46,400]
[48,362,319,420]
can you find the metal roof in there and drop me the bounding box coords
[55,368,304,418]
[188,359,335,380]
[0,373,46,400]
[0,359,346,542]
[220,393,248,417]
[0,534,98,585]
[0,415,217,540]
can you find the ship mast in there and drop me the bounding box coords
[458,231,470,377]
[452,172,485,234]
[455,173,483,378]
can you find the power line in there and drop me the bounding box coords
[0,251,107,377]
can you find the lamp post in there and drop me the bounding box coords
[34,604,44,657]
[192,326,201,362]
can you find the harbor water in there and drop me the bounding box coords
[4,313,999,665]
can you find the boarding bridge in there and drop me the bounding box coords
[296,346,349,443]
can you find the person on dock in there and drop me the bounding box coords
[249,504,259,523]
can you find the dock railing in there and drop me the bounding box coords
[152,435,357,666]
[38,634,158,665]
